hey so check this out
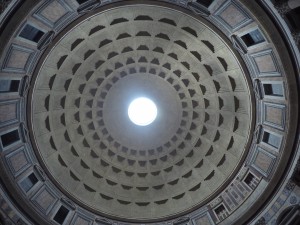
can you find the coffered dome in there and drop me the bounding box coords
[31,5,252,220]
[0,0,299,225]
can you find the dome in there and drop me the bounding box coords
[0,0,299,225]
[31,5,252,220]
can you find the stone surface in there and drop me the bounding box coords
[31,4,252,221]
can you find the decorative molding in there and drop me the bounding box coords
[77,0,102,14]
[1,44,35,74]
[187,2,210,17]
[254,124,263,144]
[0,99,20,128]
[249,49,281,77]
[61,197,76,210]
[231,35,247,54]
[95,218,112,225]
[192,212,214,225]
[260,181,296,223]
[5,146,31,177]
[262,102,286,131]
[33,0,75,30]
[249,146,277,179]
[254,79,263,100]
[71,212,93,225]
[19,122,28,143]
[31,185,58,215]
[173,216,190,225]
[33,164,46,182]
[20,75,29,98]
[214,0,252,32]
[37,31,55,51]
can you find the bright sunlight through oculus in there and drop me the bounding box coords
[128,97,157,126]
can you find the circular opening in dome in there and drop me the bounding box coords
[128,97,157,126]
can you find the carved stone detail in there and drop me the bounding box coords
[254,124,263,144]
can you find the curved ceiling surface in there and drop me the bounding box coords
[31,4,253,221]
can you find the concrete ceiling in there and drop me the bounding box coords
[31,5,252,220]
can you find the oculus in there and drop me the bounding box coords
[128,97,157,126]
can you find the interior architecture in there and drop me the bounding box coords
[0,0,299,224]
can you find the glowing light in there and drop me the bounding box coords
[128,97,157,126]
